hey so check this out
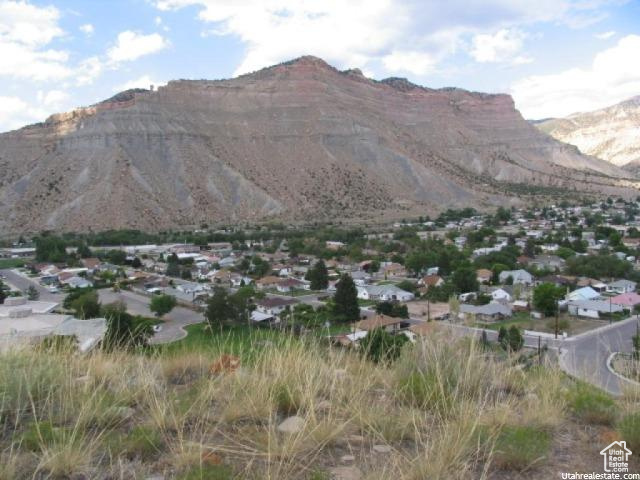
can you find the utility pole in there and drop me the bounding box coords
[555,298,559,340]
[427,297,431,322]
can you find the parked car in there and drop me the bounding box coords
[153,325,162,333]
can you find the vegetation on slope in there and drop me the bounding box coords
[0,333,638,479]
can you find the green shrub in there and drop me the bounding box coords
[272,382,301,415]
[617,412,640,451]
[179,464,233,480]
[20,421,65,451]
[567,383,617,425]
[492,425,551,470]
[120,426,165,460]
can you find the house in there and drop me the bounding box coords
[611,292,640,309]
[490,288,512,303]
[255,276,282,290]
[356,285,415,302]
[381,262,407,277]
[567,299,624,319]
[326,241,346,251]
[250,310,278,325]
[276,278,308,293]
[567,286,601,302]
[512,300,529,312]
[350,271,371,286]
[255,297,298,316]
[420,275,444,289]
[63,276,93,289]
[529,255,565,271]
[460,303,512,322]
[230,274,253,287]
[354,314,409,333]
[80,258,101,272]
[499,269,534,286]
[606,279,637,295]
[476,269,492,284]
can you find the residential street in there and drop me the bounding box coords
[0,269,64,303]
[98,289,203,344]
[560,316,640,396]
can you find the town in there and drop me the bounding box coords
[1,199,640,392]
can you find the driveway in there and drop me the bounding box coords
[98,289,203,344]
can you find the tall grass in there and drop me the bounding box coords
[0,330,634,478]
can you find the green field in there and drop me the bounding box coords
[0,258,25,269]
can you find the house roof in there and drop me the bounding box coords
[460,303,512,316]
[256,297,299,308]
[611,292,640,307]
[355,314,404,331]
[609,279,637,288]
[568,299,624,313]
[256,275,281,285]
[422,275,443,286]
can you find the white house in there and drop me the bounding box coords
[490,288,512,303]
[606,279,637,295]
[499,269,534,286]
[567,300,624,319]
[356,285,414,302]
[567,286,600,302]
[255,298,298,316]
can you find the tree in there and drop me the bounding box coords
[204,286,254,329]
[498,326,524,352]
[131,257,142,268]
[150,294,177,318]
[533,283,565,317]
[375,301,408,318]
[102,301,153,350]
[25,285,39,301]
[69,290,101,319]
[35,234,68,263]
[205,287,234,330]
[0,280,6,304]
[452,264,479,293]
[306,260,329,290]
[77,243,92,258]
[332,274,360,322]
[359,327,408,363]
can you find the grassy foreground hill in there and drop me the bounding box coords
[0,332,639,479]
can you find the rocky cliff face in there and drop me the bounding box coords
[0,56,637,233]
[537,96,640,172]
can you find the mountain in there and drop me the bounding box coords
[0,56,637,234]
[537,96,640,172]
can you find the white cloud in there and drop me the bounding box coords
[107,31,169,64]
[595,30,616,39]
[154,0,617,77]
[114,74,166,92]
[512,34,640,119]
[382,50,437,75]
[79,23,94,36]
[470,28,527,63]
[0,95,49,131]
[36,89,69,109]
[0,0,72,81]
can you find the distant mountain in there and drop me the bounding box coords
[537,96,640,172]
[0,56,637,234]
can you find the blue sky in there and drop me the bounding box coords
[1,0,639,131]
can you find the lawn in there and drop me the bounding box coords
[476,312,607,336]
[0,258,25,269]
[155,323,295,358]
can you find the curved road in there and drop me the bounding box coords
[560,316,640,396]
[98,290,203,344]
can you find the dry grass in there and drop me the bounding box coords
[0,332,637,479]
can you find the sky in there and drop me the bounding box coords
[1,0,640,132]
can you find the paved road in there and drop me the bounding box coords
[98,289,203,344]
[560,316,640,396]
[0,268,64,303]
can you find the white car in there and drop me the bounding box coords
[153,325,162,333]
[48,286,59,293]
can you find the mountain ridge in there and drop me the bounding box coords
[537,95,640,172]
[0,56,638,234]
